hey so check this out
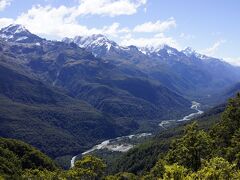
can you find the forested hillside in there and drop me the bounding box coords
[0,138,57,179]
[2,94,240,179]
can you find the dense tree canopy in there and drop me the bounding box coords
[166,122,214,171]
[0,137,57,178]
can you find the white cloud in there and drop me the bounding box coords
[102,22,130,37]
[120,33,179,49]
[74,0,147,17]
[203,40,226,55]
[223,57,240,66]
[0,2,180,50]
[0,0,11,11]
[0,0,146,38]
[133,18,176,33]
[14,5,179,49]
[13,5,130,39]
[0,18,14,28]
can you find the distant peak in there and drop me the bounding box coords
[64,34,119,51]
[182,47,209,60]
[182,47,196,55]
[1,24,29,34]
[73,34,108,42]
[0,24,44,43]
[139,44,179,56]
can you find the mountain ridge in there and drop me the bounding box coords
[63,32,240,102]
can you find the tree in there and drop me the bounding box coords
[211,93,240,148]
[166,122,213,171]
[142,159,165,179]
[66,168,97,180]
[21,169,65,180]
[188,157,237,180]
[150,159,165,177]
[226,128,240,168]
[104,172,138,180]
[163,163,188,180]
[68,155,106,180]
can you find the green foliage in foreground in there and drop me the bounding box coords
[166,122,214,171]
[11,156,240,180]
[2,94,240,179]
[0,137,58,179]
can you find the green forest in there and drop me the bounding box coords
[2,94,240,179]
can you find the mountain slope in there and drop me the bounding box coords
[0,24,191,121]
[0,58,126,158]
[65,34,240,103]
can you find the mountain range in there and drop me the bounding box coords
[64,34,240,101]
[0,24,240,161]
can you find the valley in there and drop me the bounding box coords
[70,100,204,168]
[0,22,240,179]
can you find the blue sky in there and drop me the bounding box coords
[0,0,239,65]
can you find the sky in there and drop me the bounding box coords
[0,0,240,65]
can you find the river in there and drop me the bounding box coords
[70,101,203,168]
[70,133,152,168]
[159,101,204,128]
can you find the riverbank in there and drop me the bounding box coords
[159,101,204,128]
[70,133,152,168]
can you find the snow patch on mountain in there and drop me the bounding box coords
[2,24,28,34]
[64,34,120,52]
[0,24,44,43]
[139,44,179,56]
[16,36,28,42]
[182,47,209,60]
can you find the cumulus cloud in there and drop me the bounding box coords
[133,18,176,33]
[3,0,143,39]
[74,0,147,17]
[0,0,180,50]
[0,0,11,11]
[121,18,178,48]
[12,4,178,48]
[204,40,226,55]
[12,5,130,39]
[120,33,179,49]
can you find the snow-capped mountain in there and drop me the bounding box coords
[182,47,209,60]
[63,34,190,65]
[64,34,118,49]
[139,44,182,58]
[64,34,209,62]
[0,24,44,43]
[63,34,127,57]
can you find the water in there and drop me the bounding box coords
[159,101,204,128]
[70,133,152,168]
